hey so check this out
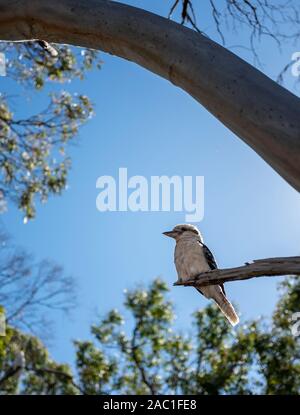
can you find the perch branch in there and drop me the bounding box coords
[173,256,300,287]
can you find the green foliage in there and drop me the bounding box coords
[0,277,299,395]
[254,278,300,394]
[0,42,101,220]
[1,43,101,89]
[0,326,78,394]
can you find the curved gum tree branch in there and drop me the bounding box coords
[0,0,300,190]
[173,256,300,287]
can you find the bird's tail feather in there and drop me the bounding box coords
[213,292,239,326]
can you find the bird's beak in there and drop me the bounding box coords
[163,231,176,238]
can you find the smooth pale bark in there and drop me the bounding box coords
[0,0,300,191]
[173,256,300,287]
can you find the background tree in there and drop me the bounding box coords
[0,42,101,220]
[1,277,299,395]
[0,226,76,336]
[170,0,300,84]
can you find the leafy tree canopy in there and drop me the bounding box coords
[1,277,299,395]
[0,42,100,220]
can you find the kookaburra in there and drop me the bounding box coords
[163,224,239,326]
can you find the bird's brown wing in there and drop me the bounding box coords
[199,243,226,296]
[202,243,218,269]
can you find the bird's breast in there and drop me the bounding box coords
[174,239,211,281]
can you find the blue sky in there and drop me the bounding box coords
[1,0,300,365]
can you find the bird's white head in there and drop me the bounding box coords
[163,224,203,242]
